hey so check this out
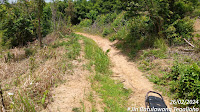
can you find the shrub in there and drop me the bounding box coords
[111,12,125,28]
[165,17,194,45]
[86,10,98,21]
[154,38,168,52]
[167,62,200,107]
[96,13,117,26]
[115,25,129,40]
[125,15,152,43]
[109,35,116,42]
[79,19,92,27]
[102,28,112,37]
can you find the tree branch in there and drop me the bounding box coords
[183,38,195,48]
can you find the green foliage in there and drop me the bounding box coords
[41,90,49,106]
[86,10,98,21]
[111,12,125,27]
[102,28,112,37]
[1,17,34,48]
[149,74,161,84]
[79,19,92,27]
[93,74,131,112]
[96,13,117,26]
[42,4,52,37]
[125,16,152,44]
[149,62,200,107]
[52,33,81,59]
[72,107,81,112]
[169,63,200,107]
[154,38,168,52]
[66,36,81,59]
[165,17,194,45]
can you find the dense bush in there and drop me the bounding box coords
[167,62,200,107]
[95,13,117,26]
[102,28,112,37]
[79,19,92,27]
[1,17,34,48]
[0,2,53,48]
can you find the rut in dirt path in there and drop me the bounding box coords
[76,32,172,108]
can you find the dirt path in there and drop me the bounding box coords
[76,32,172,108]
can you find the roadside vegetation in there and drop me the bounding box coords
[0,31,81,111]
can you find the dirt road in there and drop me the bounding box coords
[76,32,171,108]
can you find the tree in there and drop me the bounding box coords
[34,0,45,47]
[65,0,76,24]
[51,0,57,31]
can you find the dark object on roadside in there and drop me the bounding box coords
[145,91,169,112]
[0,85,5,112]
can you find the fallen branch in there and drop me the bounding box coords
[113,28,117,33]
[183,38,195,48]
[0,85,5,112]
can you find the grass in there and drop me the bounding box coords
[79,34,131,112]
[0,32,81,111]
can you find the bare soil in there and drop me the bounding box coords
[76,32,172,108]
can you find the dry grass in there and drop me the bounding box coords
[0,32,79,111]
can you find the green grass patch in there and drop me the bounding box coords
[83,36,110,74]
[79,34,131,112]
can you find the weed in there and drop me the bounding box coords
[5,51,14,63]
[12,92,36,112]
[24,48,36,57]
[72,107,81,112]
[41,90,49,107]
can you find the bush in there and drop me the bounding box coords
[111,12,125,28]
[165,17,194,45]
[154,38,168,52]
[79,19,92,27]
[125,16,152,43]
[96,13,117,26]
[1,17,34,48]
[86,10,98,21]
[115,25,129,40]
[102,28,112,37]
[167,62,200,107]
